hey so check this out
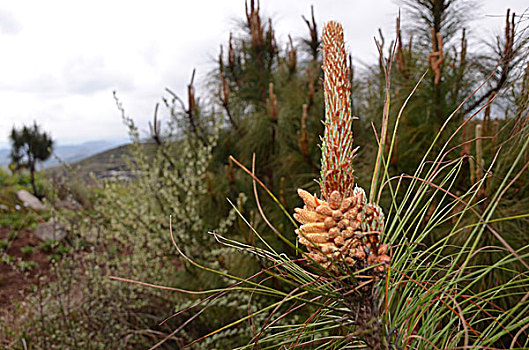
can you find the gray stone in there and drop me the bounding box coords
[34,220,67,241]
[85,227,99,243]
[55,198,83,211]
[16,190,47,211]
[0,204,8,211]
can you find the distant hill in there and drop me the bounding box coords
[45,142,157,181]
[0,149,9,167]
[0,140,126,169]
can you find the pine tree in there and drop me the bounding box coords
[10,122,53,197]
[211,2,327,231]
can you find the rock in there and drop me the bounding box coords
[0,204,8,211]
[34,220,67,241]
[16,190,47,211]
[55,197,83,211]
[85,227,99,243]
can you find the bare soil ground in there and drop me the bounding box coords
[0,227,51,309]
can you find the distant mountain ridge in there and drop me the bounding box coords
[44,142,157,181]
[0,140,126,169]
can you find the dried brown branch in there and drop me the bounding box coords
[428,28,444,85]
[463,9,517,115]
[149,103,162,145]
[287,35,297,72]
[302,5,319,60]
[165,69,207,146]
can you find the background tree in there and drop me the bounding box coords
[356,0,529,307]
[9,122,54,197]
[205,2,327,247]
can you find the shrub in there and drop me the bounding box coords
[19,246,35,256]
[17,261,37,271]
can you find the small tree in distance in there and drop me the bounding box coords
[10,122,53,197]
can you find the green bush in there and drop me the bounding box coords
[2,89,252,348]
[20,245,35,256]
[1,255,15,265]
[0,240,8,251]
[17,260,37,271]
[0,212,42,230]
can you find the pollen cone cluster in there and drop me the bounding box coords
[294,21,389,275]
[294,188,388,273]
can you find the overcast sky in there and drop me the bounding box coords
[0,0,527,148]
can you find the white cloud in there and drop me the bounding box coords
[0,8,21,34]
[0,0,527,148]
[62,56,135,95]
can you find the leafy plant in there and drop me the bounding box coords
[17,260,37,271]
[0,240,8,251]
[7,231,18,240]
[1,255,15,265]
[38,239,58,253]
[38,239,68,262]
[0,212,41,230]
[20,245,35,256]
